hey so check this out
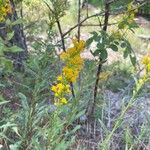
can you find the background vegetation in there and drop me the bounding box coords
[0,0,150,149]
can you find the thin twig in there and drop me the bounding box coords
[77,0,81,41]
[77,0,82,90]
[63,11,105,37]
[87,0,110,119]
[56,20,66,52]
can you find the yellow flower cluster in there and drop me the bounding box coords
[60,39,85,82]
[141,55,150,77]
[0,0,12,22]
[51,39,85,106]
[133,55,150,96]
[51,82,70,105]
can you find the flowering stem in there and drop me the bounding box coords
[56,19,75,98]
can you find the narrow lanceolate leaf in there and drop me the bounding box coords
[86,37,94,47]
[8,46,23,53]
[7,31,14,41]
[0,101,10,105]
[0,95,9,105]
[18,92,29,110]
[130,55,136,66]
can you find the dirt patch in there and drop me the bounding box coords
[135,16,150,29]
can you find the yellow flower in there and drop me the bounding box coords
[1,7,7,13]
[60,52,69,60]
[0,0,12,22]
[60,97,68,105]
[141,55,150,74]
[64,84,71,93]
[147,64,150,71]
[141,55,150,65]
[140,55,150,83]
[69,55,83,66]
[78,40,86,51]
[51,83,65,96]
[72,39,85,51]
[54,97,68,106]
[63,67,78,82]
[55,93,59,97]
[57,75,63,81]
[5,4,12,14]
[51,85,57,93]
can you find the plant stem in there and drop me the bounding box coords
[78,0,82,90]
[87,0,110,119]
[101,78,147,149]
[56,19,75,97]
[77,0,81,41]
[101,96,135,150]
[56,20,66,52]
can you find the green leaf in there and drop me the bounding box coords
[0,122,16,130]
[0,95,9,106]
[0,42,5,54]
[90,31,98,37]
[68,125,80,135]
[130,55,136,66]
[32,139,42,150]
[100,48,108,60]
[118,21,126,29]
[5,19,12,26]
[123,50,129,58]
[11,19,23,26]
[0,95,5,101]
[129,22,139,30]
[0,50,4,55]
[91,49,100,57]
[121,42,126,48]
[86,38,94,47]
[9,142,21,150]
[110,44,118,51]
[74,110,85,120]
[12,126,21,137]
[0,57,13,71]
[7,31,14,41]
[18,93,29,110]
[114,41,119,45]
[8,46,23,53]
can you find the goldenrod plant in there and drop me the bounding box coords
[101,55,150,150]
[51,39,85,106]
